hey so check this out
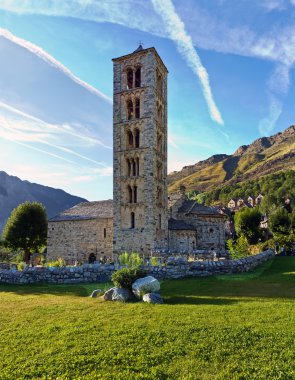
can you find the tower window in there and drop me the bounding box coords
[159,214,161,229]
[127,130,133,148]
[128,185,133,203]
[104,228,107,238]
[135,67,141,87]
[127,99,133,120]
[157,104,163,123]
[134,186,137,203]
[132,159,136,176]
[127,68,133,89]
[127,159,131,176]
[135,98,140,119]
[131,212,135,229]
[135,128,140,148]
[136,157,140,176]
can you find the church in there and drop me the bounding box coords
[47,46,226,263]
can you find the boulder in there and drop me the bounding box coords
[103,287,116,301]
[132,276,160,298]
[90,289,102,298]
[111,287,133,302]
[143,292,163,304]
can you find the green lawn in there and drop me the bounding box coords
[1,257,295,380]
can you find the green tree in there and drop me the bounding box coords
[269,208,291,236]
[234,207,262,244]
[2,202,47,263]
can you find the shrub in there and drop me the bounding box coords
[118,252,143,267]
[111,267,146,290]
[45,258,66,267]
[17,262,26,271]
[150,257,160,266]
[227,235,250,259]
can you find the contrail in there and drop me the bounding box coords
[151,0,224,125]
[0,101,112,150]
[0,28,113,105]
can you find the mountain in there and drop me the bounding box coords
[168,125,295,193]
[0,171,87,233]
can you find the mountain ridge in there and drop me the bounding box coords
[168,125,295,193]
[0,171,87,233]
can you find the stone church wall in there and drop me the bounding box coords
[47,218,113,264]
[178,214,225,251]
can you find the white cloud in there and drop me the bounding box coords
[0,28,112,104]
[151,0,224,125]
[0,101,111,167]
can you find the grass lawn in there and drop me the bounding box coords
[1,257,295,380]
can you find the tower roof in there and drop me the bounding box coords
[112,46,168,73]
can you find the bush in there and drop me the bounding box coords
[150,257,160,266]
[17,262,26,271]
[45,258,66,267]
[227,235,250,259]
[111,267,146,290]
[118,252,143,267]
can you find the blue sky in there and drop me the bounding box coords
[0,0,294,200]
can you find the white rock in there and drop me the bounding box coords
[132,276,160,298]
[111,287,133,302]
[90,289,102,298]
[103,287,116,301]
[143,292,163,304]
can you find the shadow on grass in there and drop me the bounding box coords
[164,296,237,306]
[0,282,112,297]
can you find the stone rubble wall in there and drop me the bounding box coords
[0,250,275,285]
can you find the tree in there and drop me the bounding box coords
[269,208,291,236]
[234,207,262,244]
[2,202,47,263]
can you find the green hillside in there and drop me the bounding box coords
[168,125,295,194]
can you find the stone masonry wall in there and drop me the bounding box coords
[0,250,275,285]
[47,218,113,264]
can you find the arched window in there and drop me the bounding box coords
[127,68,133,89]
[157,72,163,95]
[127,130,133,148]
[131,212,135,229]
[157,104,162,123]
[135,128,140,148]
[127,99,133,120]
[136,157,140,176]
[128,185,133,203]
[132,159,136,176]
[135,67,141,87]
[133,186,138,203]
[135,98,140,119]
[127,159,131,176]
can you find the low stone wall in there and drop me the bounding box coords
[0,250,275,285]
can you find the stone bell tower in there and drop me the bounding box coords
[112,45,168,255]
